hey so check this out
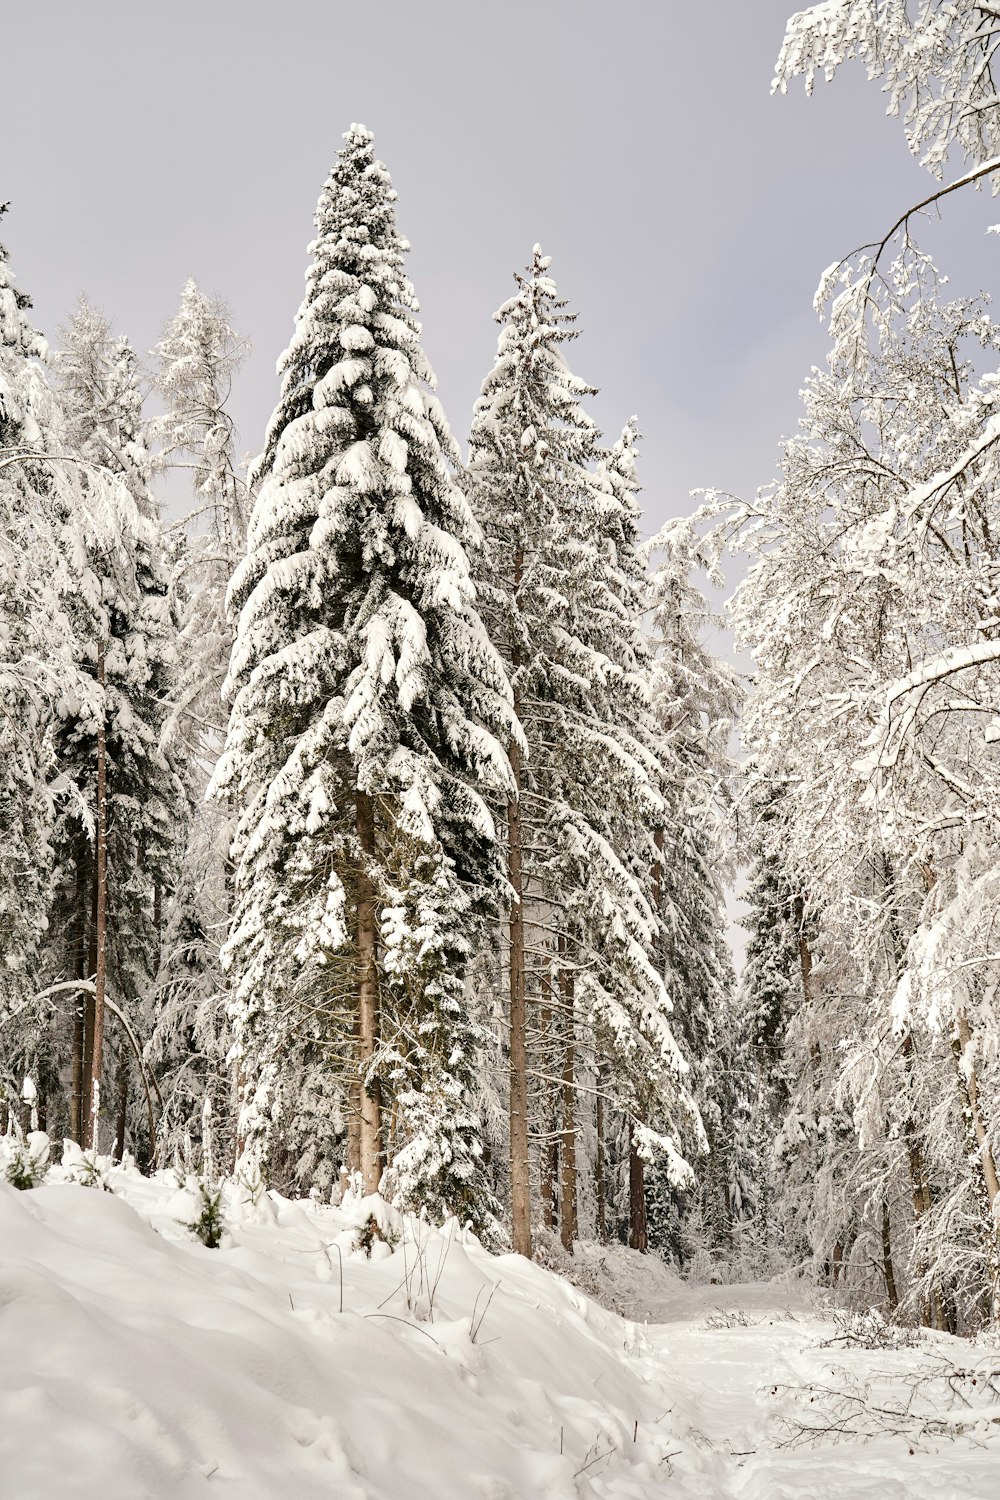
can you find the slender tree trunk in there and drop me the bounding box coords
[954,1009,1000,1204]
[508,730,531,1258]
[539,972,557,1231]
[881,1198,899,1310]
[831,1240,845,1285]
[69,840,89,1142]
[70,1004,85,1144]
[559,935,577,1253]
[629,1128,648,1252]
[346,1064,363,1179]
[899,1028,943,1326]
[507,539,531,1260]
[795,897,855,1290]
[346,950,362,1181]
[233,1058,247,1172]
[595,1063,607,1244]
[85,645,108,1152]
[152,878,163,969]
[792,895,814,1019]
[81,862,98,1142]
[355,789,383,1193]
[884,855,946,1328]
[113,1044,128,1162]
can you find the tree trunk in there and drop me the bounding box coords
[628,1127,648,1252]
[652,824,666,972]
[539,973,557,1231]
[508,730,531,1259]
[346,1062,363,1180]
[69,839,90,1142]
[559,935,577,1253]
[507,537,531,1260]
[70,1004,85,1144]
[953,1008,1000,1205]
[899,1028,942,1326]
[595,1064,607,1244]
[355,789,383,1193]
[882,854,952,1328]
[81,857,98,1143]
[113,1044,128,1162]
[881,1198,899,1310]
[953,1007,1000,1316]
[792,894,814,1012]
[84,645,108,1153]
[152,877,163,970]
[831,1240,845,1285]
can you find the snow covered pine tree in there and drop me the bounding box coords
[214,127,515,1230]
[50,299,184,1158]
[468,249,698,1259]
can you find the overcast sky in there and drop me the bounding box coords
[4,0,999,548]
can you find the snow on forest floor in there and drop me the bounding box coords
[2,1158,1000,1498]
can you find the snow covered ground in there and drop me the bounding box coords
[2,1157,1000,1498]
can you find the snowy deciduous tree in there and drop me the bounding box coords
[153,278,250,565]
[0,215,73,1124]
[777,1,1000,182]
[643,516,740,1264]
[727,268,1000,1324]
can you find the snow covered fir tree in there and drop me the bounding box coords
[213,125,517,1231]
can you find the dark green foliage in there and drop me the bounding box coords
[187,1180,225,1249]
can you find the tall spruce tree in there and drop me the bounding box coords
[213,126,514,1225]
[468,250,696,1258]
[48,299,184,1155]
[643,517,739,1258]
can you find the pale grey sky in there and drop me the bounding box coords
[4,0,999,540]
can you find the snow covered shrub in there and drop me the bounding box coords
[703,1307,761,1330]
[2,1130,50,1190]
[336,1193,402,1259]
[59,1140,113,1190]
[685,1245,729,1285]
[354,1212,396,1259]
[824,1308,921,1351]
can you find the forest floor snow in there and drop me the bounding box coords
[1,1162,1000,1498]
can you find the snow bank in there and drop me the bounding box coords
[2,1159,1000,1498]
[0,1167,678,1498]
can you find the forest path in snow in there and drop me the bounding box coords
[634,1279,1000,1499]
